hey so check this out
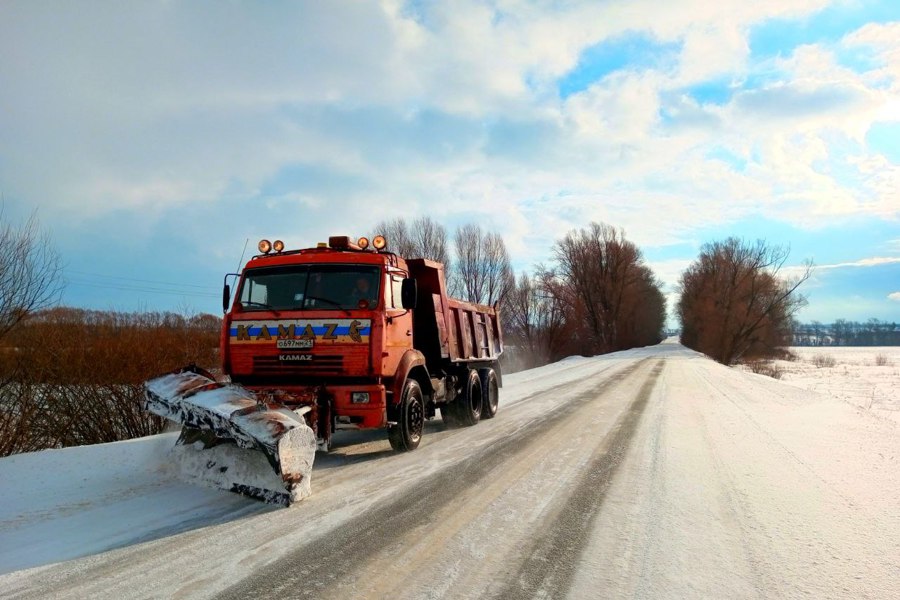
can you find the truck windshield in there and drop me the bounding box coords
[237,265,382,311]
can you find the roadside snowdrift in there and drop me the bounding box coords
[0,433,266,575]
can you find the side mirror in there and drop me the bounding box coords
[222,283,231,313]
[401,278,417,310]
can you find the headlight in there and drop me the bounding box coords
[351,392,370,404]
[373,235,387,250]
[258,239,272,253]
[273,240,285,252]
[357,237,370,249]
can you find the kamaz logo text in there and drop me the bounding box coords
[234,320,365,343]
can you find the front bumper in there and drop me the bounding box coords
[249,383,387,430]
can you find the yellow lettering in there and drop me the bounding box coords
[300,324,316,340]
[349,320,362,343]
[323,323,338,340]
[277,324,295,339]
[237,325,251,341]
[256,325,272,341]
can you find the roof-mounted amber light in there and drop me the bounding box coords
[357,236,370,249]
[373,235,387,250]
[273,240,285,252]
[258,239,272,254]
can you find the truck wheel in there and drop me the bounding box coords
[389,379,425,452]
[479,368,499,419]
[456,368,483,426]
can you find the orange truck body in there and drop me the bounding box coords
[220,236,503,448]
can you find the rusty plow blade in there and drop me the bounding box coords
[144,367,316,506]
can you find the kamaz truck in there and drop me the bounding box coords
[145,234,503,505]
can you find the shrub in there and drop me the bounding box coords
[811,354,837,368]
[772,348,799,362]
[0,307,220,456]
[874,353,891,367]
[746,360,783,379]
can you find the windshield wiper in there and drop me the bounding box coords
[241,301,281,315]
[304,295,351,316]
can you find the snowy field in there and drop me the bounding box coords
[0,341,897,599]
[775,346,900,424]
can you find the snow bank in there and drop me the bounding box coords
[0,434,262,575]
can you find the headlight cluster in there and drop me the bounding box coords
[356,236,387,251]
[258,239,285,254]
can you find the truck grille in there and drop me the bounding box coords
[252,354,345,375]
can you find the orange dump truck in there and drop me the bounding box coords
[144,235,503,504]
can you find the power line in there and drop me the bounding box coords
[67,278,219,299]
[67,270,214,290]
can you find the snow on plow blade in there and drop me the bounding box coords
[144,366,316,506]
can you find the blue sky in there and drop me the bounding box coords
[0,0,898,327]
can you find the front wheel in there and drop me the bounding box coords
[389,379,425,452]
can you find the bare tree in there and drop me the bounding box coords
[409,216,451,268]
[373,218,415,258]
[483,232,514,307]
[678,238,810,365]
[506,269,571,368]
[453,224,513,306]
[0,211,64,340]
[453,223,483,301]
[373,216,451,273]
[553,222,662,353]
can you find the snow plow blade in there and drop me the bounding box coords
[144,366,317,506]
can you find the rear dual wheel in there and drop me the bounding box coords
[388,379,425,452]
[442,369,483,427]
[479,368,499,419]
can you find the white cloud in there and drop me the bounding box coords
[889,292,900,302]
[677,23,749,84]
[646,258,693,288]
[815,257,900,270]
[0,0,897,306]
[842,21,900,92]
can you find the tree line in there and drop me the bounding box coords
[374,218,667,371]
[793,319,900,346]
[0,308,220,456]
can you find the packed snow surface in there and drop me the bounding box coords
[775,346,900,423]
[0,340,897,599]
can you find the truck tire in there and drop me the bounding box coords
[389,379,425,452]
[455,368,483,427]
[479,368,499,419]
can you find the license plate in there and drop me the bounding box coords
[277,339,313,349]
[279,354,313,362]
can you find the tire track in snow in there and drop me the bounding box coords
[493,360,664,600]
[219,359,656,600]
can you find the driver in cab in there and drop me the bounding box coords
[349,276,377,309]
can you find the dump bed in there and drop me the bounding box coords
[406,258,503,366]
[443,297,502,362]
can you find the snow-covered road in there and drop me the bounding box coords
[1,341,897,599]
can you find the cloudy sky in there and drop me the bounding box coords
[1,0,898,325]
